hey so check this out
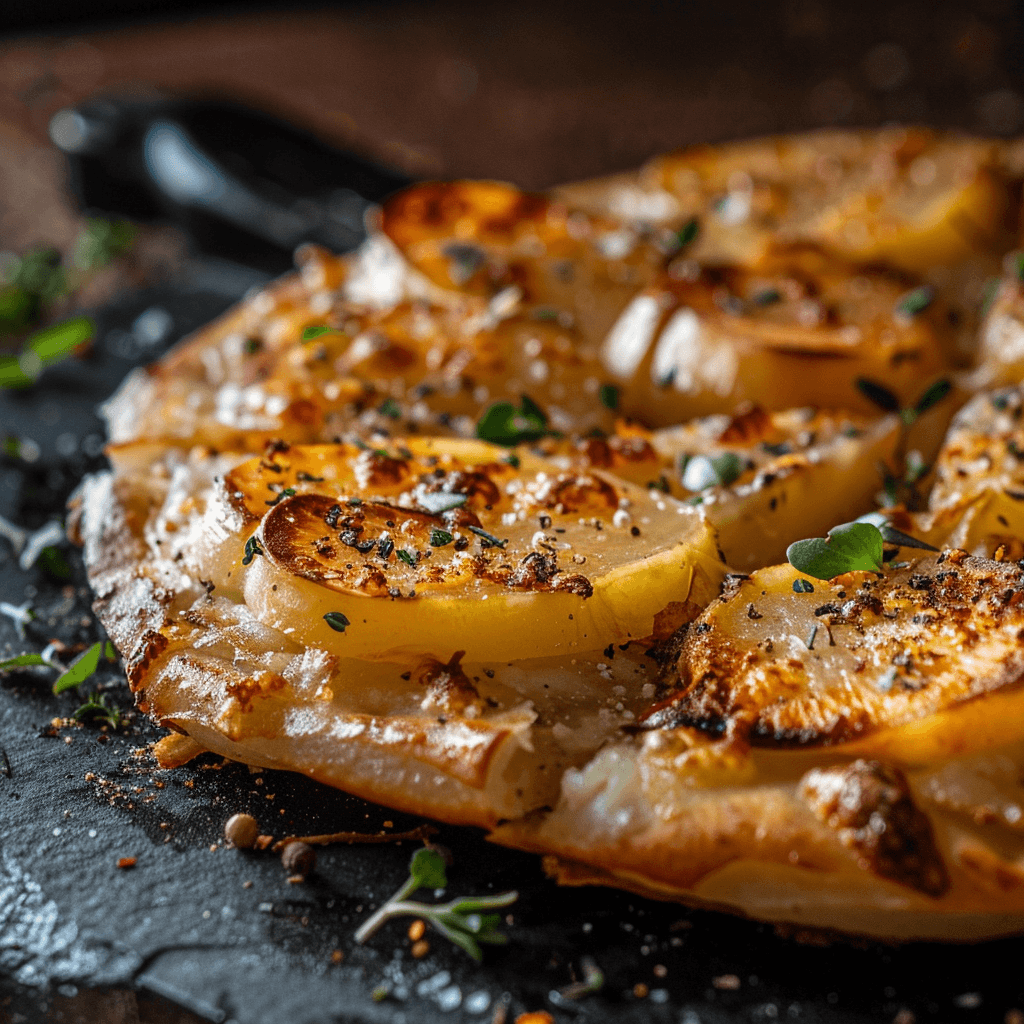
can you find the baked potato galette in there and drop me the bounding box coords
[75,128,1024,942]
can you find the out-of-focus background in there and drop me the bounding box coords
[2,0,1024,257]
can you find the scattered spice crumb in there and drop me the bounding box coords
[893,1010,915,1024]
[514,1014,554,1024]
[243,881,253,889]
[713,974,741,990]
[383,821,393,828]
[411,939,429,958]
[633,983,649,999]
[653,964,668,978]
[408,919,426,942]
[271,823,436,852]
[255,835,274,851]
[224,812,259,849]
[331,950,344,964]
[209,844,218,852]
[117,857,136,869]
[281,840,316,877]
[287,874,305,884]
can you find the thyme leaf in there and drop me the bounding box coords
[323,612,350,633]
[475,395,549,446]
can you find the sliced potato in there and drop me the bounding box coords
[601,247,959,422]
[900,384,1024,558]
[647,552,1024,764]
[554,406,899,571]
[567,129,1010,273]
[176,438,725,663]
[972,266,1024,389]
[103,265,615,448]
[379,180,666,350]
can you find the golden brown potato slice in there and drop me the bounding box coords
[378,180,666,350]
[600,246,959,422]
[898,384,1024,559]
[972,263,1024,389]
[558,129,1012,275]
[494,550,1024,940]
[144,439,725,663]
[553,405,899,571]
[103,252,616,450]
[73,464,671,829]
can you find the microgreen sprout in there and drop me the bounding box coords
[552,957,606,1004]
[323,612,350,633]
[354,846,517,962]
[855,376,953,508]
[72,690,123,729]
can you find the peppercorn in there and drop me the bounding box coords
[281,840,316,877]
[224,813,259,850]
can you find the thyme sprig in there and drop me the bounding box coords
[355,847,517,962]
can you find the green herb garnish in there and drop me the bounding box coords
[265,486,296,507]
[752,288,782,307]
[467,525,507,549]
[429,528,454,547]
[475,395,550,446]
[905,378,952,424]
[682,451,743,491]
[242,536,264,565]
[786,522,884,580]
[792,578,815,593]
[598,384,619,411]
[378,398,401,419]
[354,846,517,962]
[323,612,350,632]
[397,549,417,566]
[301,325,338,342]
[894,285,934,319]
[855,377,901,414]
[675,218,699,249]
[53,641,104,694]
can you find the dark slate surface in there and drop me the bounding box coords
[2,276,1024,1024]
